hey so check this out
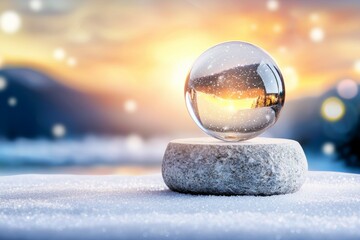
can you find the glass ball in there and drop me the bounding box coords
[185,41,285,141]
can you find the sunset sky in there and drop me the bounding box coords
[0,0,359,135]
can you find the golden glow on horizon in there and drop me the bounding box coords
[198,92,258,111]
[0,0,358,133]
[0,0,359,104]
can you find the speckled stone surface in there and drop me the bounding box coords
[162,137,308,195]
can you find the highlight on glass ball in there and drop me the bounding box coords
[185,41,285,141]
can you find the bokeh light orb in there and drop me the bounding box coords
[185,41,285,141]
[29,0,43,12]
[52,123,66,138]
[321,97,345,122]
[0,76,7,91]
[322,142,335,156]
[8,97,17,107]
[337,79,358,99]
[309,27,324,43]
[0,11,21,34]
[267,0,279,11]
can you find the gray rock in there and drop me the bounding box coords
[162,137,308,196]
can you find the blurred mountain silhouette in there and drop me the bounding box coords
[0,67,120,139]
[267,96,322,144]
[0,66,359,166]
[268,82,360,165]
[270,84,359,140]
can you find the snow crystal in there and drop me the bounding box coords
[0,171,359,239]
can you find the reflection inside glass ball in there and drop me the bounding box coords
[185,41,285,141]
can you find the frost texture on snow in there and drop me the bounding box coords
[0,171,359,240]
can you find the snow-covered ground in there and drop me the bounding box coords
[0,171,359,240]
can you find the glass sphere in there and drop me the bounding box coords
[185,41,285,141]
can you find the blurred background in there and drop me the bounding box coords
[0,0,359,175]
